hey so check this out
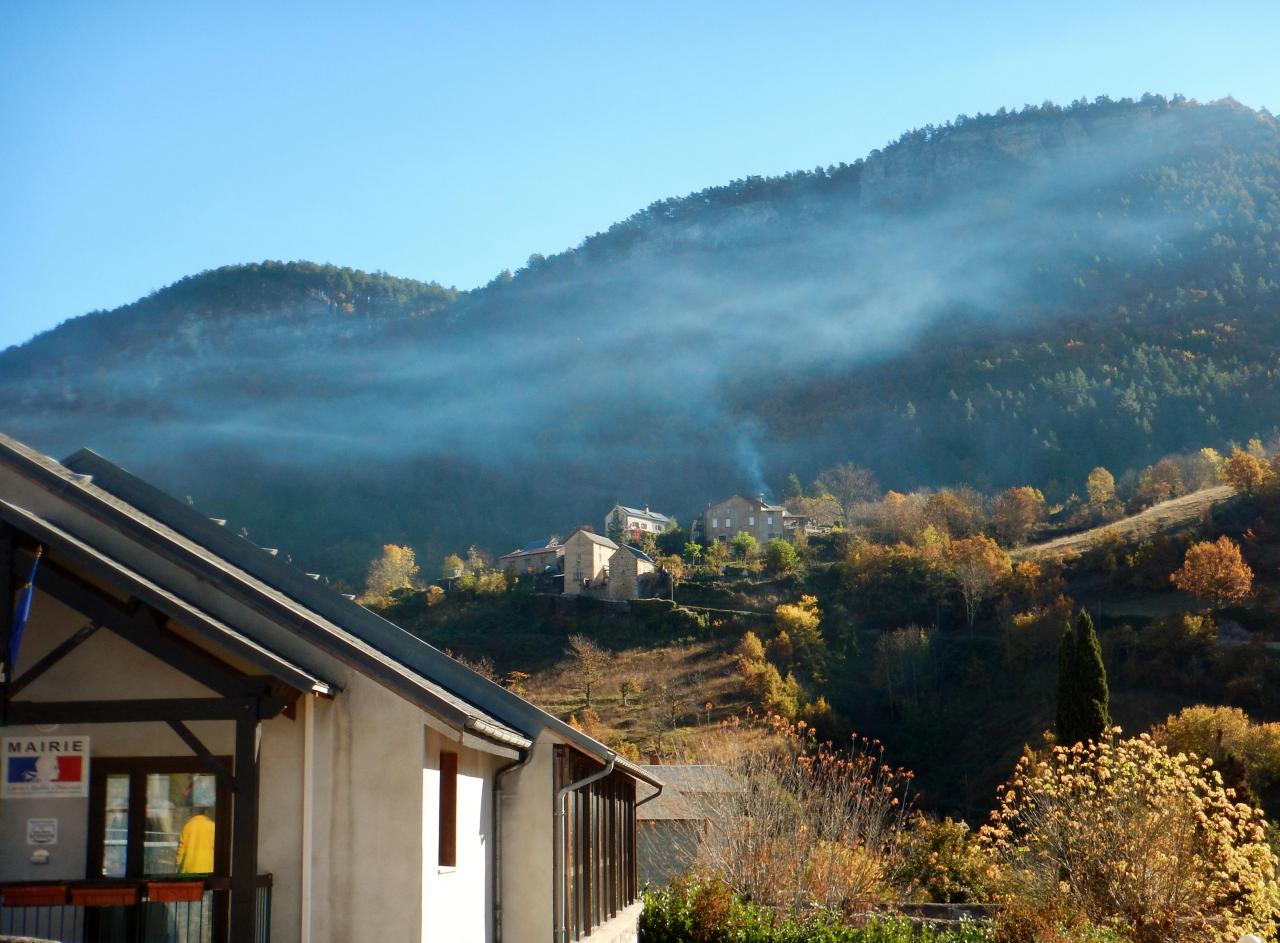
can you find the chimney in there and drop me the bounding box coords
[648,752,661,766]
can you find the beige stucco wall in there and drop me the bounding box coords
[499,735,555,943]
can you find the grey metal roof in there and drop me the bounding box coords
[623,545,655,564]
[636,788,699,822]
[0,499,333,697]
[617,506,671,524]
[637,764,741,793]
[636,765,739,821]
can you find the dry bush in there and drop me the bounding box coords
[693,714,914,914]
[982,732,1280,943]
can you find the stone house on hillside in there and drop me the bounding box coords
[497,537,563,576]
[0,435,661,943]
[561,529,655,601]
[604,506,672,543]
[702,494,792,545]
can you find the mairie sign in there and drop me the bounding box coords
[3,736,89,798]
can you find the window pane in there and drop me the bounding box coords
[101,774,130,877]
[146,772,217,875]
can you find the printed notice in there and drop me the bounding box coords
[27,818,58,845]
[3,736,89,798]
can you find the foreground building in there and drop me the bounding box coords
[0,435,660,943]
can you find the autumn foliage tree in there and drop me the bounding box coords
[1219,446,1275,494]
[1170,535,1254,608]
[949,535,1010,627]
[567,634,609,708]
[982,733,1280,943]
[360,544,422,604]
[1084,466,1115,507]
[991,486,1046,546]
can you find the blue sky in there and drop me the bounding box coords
[2,1,1277,350]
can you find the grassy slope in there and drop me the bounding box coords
[1016,485,1236,561]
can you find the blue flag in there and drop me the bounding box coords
[8,546,42,675]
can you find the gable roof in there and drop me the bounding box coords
[622,545,655,564]
[0,434,659,784]
[615,505,670,525]
[567,528,618,551]
[499,539,562,560]
[707,494,788,514]
[636,765,741,821]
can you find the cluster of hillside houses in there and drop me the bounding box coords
[496,496,811,602]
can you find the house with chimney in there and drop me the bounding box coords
[701,494,797,545]
[0,435,661,943]
[603,506,672,543]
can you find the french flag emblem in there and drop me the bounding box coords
[6,755,82,783]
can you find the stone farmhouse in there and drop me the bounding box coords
[701,494,806,545]
[561,530,655,602]
[0,435,661,943]
[497,537,563,577]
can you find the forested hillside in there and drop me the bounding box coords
[4,95,1280,577]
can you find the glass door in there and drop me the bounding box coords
[89,759,230,879]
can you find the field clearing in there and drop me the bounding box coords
[1014,485,1236,562]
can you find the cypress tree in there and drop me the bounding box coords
[1073,609,1110,743]
[1055,622,1079,744]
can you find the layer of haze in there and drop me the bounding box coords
[2,0,1279,350]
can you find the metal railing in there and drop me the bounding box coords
[0,875,271,943]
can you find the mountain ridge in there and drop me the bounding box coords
[4,95,1280,578]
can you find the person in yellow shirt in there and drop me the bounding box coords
[175,807,215,874]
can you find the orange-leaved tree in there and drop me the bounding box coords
[1170,535,1253,609]
[1219,447,1275,494]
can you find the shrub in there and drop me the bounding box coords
[639,878,994,943]
[694,715,913,913]
[894,815,996,904]
[982,732,1280,943]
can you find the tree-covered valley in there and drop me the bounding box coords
[4,95,1280,580]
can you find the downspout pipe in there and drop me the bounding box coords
[554,754,616,943]
[300,693,316,943]
[636,781,663,809]
[493,746,533,943]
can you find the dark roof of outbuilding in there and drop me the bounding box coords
[0,434,660,783]
[623,545,655,564]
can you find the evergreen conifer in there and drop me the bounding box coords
[1055,609,1111,745]
[1073,609,1110,743]
[1055,622,1079,743]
